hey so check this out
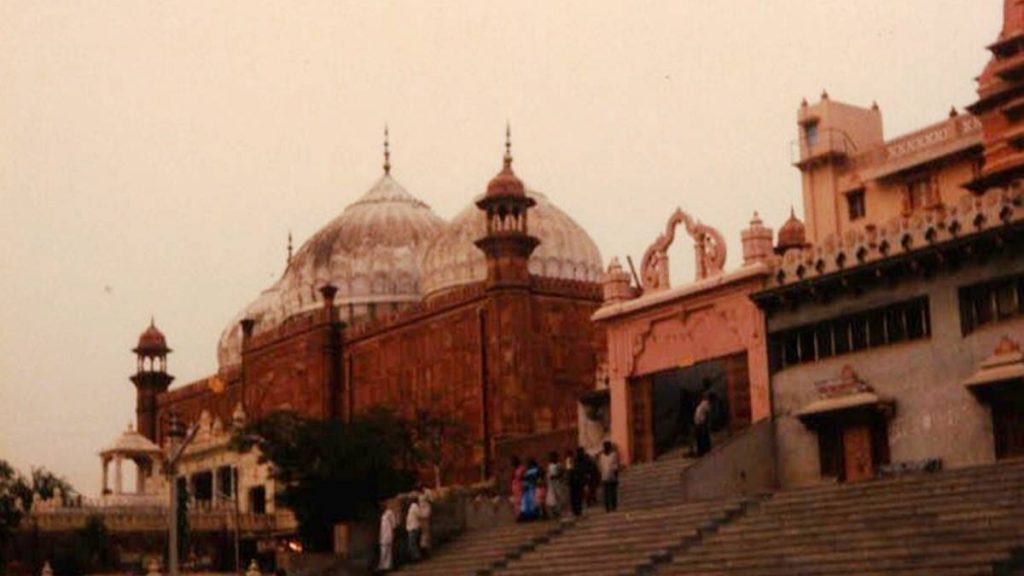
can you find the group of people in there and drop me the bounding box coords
[511,441,621,520]
[377,487,432,573]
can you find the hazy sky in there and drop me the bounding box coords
[0,1,1001,496]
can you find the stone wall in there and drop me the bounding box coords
[769,251,1024,488]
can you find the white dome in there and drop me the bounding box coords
[421,190,603,297]
[217,174,445,367]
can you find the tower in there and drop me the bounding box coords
[967,0,1024,190]
[474,126,540,288]
[130,318,174,442]
[793,94,883,245]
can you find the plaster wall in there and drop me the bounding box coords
[603,272,770,464]
[769,254,1024,488]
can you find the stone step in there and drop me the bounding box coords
[763,473,1024,510]
[704,512,1024,550]
[679,524,1024,564]
[491,499,744,576]
[717,498,1024,535]
[765,460,1024,504]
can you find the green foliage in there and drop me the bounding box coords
[176,480,190,559]
[234,408,420,552]
[411,408,472,487]
[0,460,24,574]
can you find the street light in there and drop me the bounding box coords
[165,414,199,576]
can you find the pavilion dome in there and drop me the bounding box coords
[420,190,603,298]
[100,425,163,457]
[217,173,445,367]
[134,320,169,356]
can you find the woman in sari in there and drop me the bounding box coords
[520,458,541,520]
[510,456,526,519]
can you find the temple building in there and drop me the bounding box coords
[593,0,1024,491]
[149,129,605,485]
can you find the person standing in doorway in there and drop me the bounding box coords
[597,441,620,512]
[405,494,422,562]
[694,390,713,457]
[378,502,397,572]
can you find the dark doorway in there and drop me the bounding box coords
[641,352,751,459]
[993,389,1024,459]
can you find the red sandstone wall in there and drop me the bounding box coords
[155,374,241,445]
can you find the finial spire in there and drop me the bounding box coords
[504,121,512,168]
[287,231,293,265]
[383,124,391,175]
[150,315,155,328]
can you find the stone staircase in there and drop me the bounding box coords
[659,458,1024,576]
[396,518,574,576]
[619,454,696,511]
[492,498,753,576]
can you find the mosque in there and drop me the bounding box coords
[16,1,1024,572]
[137,127,607,492]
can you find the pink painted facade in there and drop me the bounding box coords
[592,211,774,465]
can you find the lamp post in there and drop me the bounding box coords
[165,414,198,576]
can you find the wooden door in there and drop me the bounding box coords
[723,353,752,433]
[994,394,1024,459]
[842,424,875,482]
[630,378,654,463]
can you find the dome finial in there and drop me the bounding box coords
[504,121,513,168]
[383,124,391,175]
[150,315,155,328]
[287,231,293,265]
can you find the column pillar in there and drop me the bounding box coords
[114,455,123,495]
[102,457,110,494]
[137,459,146,494]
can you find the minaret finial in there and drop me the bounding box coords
[504,121,512,168]
[383,124,391,175]
[287,231,293,265]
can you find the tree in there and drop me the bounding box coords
[0,460,25,575]
[233,408,419,552]
[411,408,472,488]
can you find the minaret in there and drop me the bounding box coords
[474,125,540,289]
[129,318,174,442]
[967,0,1024,190]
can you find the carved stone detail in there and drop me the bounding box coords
[640,208,727,292]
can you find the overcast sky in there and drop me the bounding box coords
[0,1,1001,496]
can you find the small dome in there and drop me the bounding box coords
[100,425,163,457]
[485,158,526,199]
[776,208,808,253]
[217,173,445,367]
[134,319,169,356]
[421,190,603,297]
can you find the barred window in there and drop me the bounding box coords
[959,273,1024,335]
[769,297,931,371]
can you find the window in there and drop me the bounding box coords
[249,486,267,515]
[847,190,866,221]
[907,176,935,211]
[805,122,820,147]
[768,297,931,371]
[959,273,1024,335]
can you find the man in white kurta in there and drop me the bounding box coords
[378,504,397,571]
[406,498,422,561]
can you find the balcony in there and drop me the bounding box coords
[792,128,857,169]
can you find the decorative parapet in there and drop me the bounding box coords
[765,182,1024,288]
[849,113,982,177]
[640,208,727,293]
